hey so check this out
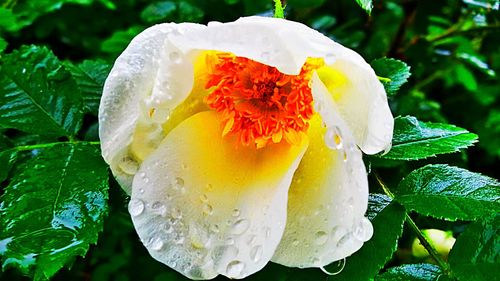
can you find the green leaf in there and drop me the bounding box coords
[457,52,496,77]
[376,264,448,281]
[140,1,177,23]
[371,58,411,96]
[0,142,109,280]
[0,37,7,53]
[396,164,500,221]
[355,0,373,14]
[273,0,285,18]
[177,2,204,22]
[65,59,111,115]
[330,194,406,280]
[0,7,18,32]
[448,215,499,281]
[101,26,144,55]
[380,116,478,160]
[0,45,83,137]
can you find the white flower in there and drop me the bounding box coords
[99,16,393,280]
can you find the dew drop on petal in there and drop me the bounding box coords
[149,236,164,251]
[226,260,245,278]
[200,194,209,202]
[231,219,250,235]
[353,217,374,242]
[320,258,346,276]
[250,245,263,263]
[128,199,144,216]
[118,156,139,175]
[202,204,213,215]
[325,126,343,150]
[232,208,240,217]
[292,239,300,246]
[226,237,235,245]
[171,207,182,219]
[314,231,328,245]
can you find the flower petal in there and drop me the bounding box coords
[99,22,205,193]
[129,111,308,279]
[169,16,393,153]
[316,54,394,154]
[272,73,373,268]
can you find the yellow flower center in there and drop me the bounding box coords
[204,52,323,148]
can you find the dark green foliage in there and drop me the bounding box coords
[0,46,83,137]
[376,264,448,281]
[371,58,411,96]
[396,164,500,221]
[0,143,109,280]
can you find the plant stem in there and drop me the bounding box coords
[14,141,100,152]
[374,173,451,275]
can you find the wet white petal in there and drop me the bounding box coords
[130,111,308,279]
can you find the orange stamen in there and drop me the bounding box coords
[205,53,322,148]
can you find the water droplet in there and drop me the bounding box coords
[353,217,373,242]
[200,194,209,202]
[118,156,139,175]
[212,245,238,260]
[149,236,164,251]
[210,224,220,233]
[151,201,167,216]
[203,204,213,215]
[226,237,235,245]
[139,188,145,194]
[161,222,173,233]
[250,245,263,262]
[315,231,328,245]
[232,209,240,217]
[343,150,348,162]
[128,199,144,216]
[174,233,185,244]
[173,177,185,189]
[206,183,213,191]
[144,177,150,183]
[246,235,257,245]
[171,208,182,219]
[320,258,346,275]
[169,51,181,63]
[324,126,343,150]
[292,239,300,246]
[337,232,352,248]
[231,219,250,235]
[311,257,321,265]
[226,260,245,278]
[182,163,188,170]
[139,172,146,178]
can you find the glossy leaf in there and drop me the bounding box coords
[65,59,111,115]
[330,194,406,280]
[380,116,478,160]
[0,143,109,280]
[371,58,411,96]
[448,215,499,281]
[0,45,83,137]
[396,164,500,221]
[355,0,373,14]
[376,264,449,281]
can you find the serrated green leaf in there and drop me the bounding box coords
[0,142,109,280]
[396,164,500,221]
[376,264,449,281]
[449,215,499,281]
[0,45,83,137]
[329,194,406,280]
[371,58,411,96]
[140,1,177,23]
[355,0,373,14]
[65,59,111,115]
[380,116,478,160]
[273,0,285,18]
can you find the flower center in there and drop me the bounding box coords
[205,52,323,148]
